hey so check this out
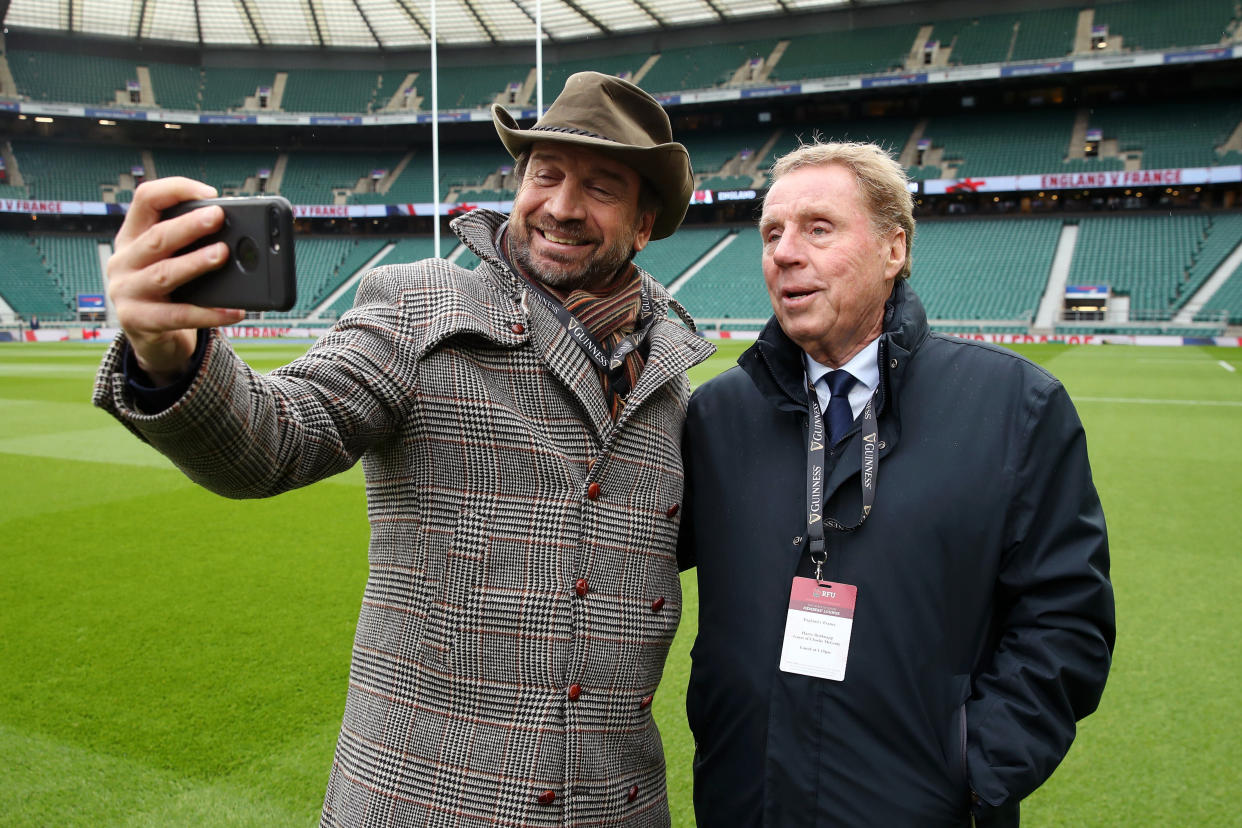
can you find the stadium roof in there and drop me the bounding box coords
[3,0,891,48]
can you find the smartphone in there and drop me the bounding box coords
[163,196,297,312]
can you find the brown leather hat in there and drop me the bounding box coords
[492,71,693,240]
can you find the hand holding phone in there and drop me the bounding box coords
[161,196,297,312]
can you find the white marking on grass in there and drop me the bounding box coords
[1075,396,1242,407]
[0,427,174,468]
[1219,360,1236,373]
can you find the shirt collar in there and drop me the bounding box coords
[803,338,880,394]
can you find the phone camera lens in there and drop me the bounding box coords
[236,236,261,272]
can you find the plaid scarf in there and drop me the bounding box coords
[501,230,646,419]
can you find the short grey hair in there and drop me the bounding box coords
[767,140,915,279]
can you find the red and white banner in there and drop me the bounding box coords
[924,165,1242,195]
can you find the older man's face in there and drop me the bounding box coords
[509,141,656,292]
[760,163,906,368]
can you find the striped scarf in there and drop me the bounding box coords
[500,229,646,419]
[548,264,645,419]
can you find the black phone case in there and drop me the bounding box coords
[164,196,297,312]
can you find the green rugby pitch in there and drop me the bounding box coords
[2,339,1240,825]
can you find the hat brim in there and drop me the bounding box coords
[492,103,692,240]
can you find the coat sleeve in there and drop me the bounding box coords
[92,267,423,499]
[676,389,702,572]
[965,376,1116,818]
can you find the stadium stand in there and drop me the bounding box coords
[934,8,1077,65]
[279,150,407,204]
[436,63,530,110]
[925,110,1076,177]
[147,61,202,110]
[6,49,137,105]
[1068,214,1217,320]
[1009,7,1080,62]
[635,226,730,287]
[32,235,105,308]
[639,40,777,93]
[913,218,1062,321]
[1085,100,1242,169]
[673,229,770,321]
[542,56,644,97]
[11,140,143,202]
[268,237,387,318]
[149,149,279,195]
[768,25,920,81]
[319,237,439,319]
[0,233,107,319]
[375,70,422,109]
[0,232,72,319]
[280,68,382,113]
[1092,0,1236,52]
[935,14,1021,66]
[200,66,276,111]
[1196,259,1242,325]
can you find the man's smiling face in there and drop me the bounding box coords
[508,141,655,291]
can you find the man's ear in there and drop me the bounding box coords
[883,227,907,280]
[632,210,657,254]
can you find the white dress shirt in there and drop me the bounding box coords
[804,339,880,421]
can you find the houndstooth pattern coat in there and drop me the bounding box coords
[93,208,715,827]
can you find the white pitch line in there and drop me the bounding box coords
[1219,360,1236,373]
[1075,396,1242,407]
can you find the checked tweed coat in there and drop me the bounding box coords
[93,208,715,827]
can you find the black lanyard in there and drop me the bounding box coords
[805,380,879,582]
[523,275,656,401]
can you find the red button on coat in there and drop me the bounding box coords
[627,784,639,802]
[568,683,582,701]
[575,578,589,597]
[537,790,556,805]
[511,323,525,334]
[639,694,653,709]
[587,482,601,500]
[650,597,665,613]
[665,503,680,518]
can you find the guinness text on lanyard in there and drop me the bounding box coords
[805,381,879,582]
[524,278,656,402]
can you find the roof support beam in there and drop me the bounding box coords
[460,0,499,45]
[393,0,432,42]
[560,0,612,37]
[192,0,203,45]
[629,0,668,29]
[305,0,326,46]
[237,0,265,45]
[351,0,385,48]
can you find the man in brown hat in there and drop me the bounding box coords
[94,72,711,826]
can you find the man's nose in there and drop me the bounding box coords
[770,228,803,266]
[544,182,588,222]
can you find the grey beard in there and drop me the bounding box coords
[510,230,636,292]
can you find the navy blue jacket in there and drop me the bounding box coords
[679,280,1114,827]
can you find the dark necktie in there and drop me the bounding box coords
[824,369,858,446]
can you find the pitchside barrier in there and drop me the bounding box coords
[4,326,1240,347]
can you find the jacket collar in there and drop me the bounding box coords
[739,278,930,418]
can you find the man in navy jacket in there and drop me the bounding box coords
[678,141,1115,827]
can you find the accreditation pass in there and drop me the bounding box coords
[779,577,858,681]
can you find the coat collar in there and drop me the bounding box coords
[739,278,930,419]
